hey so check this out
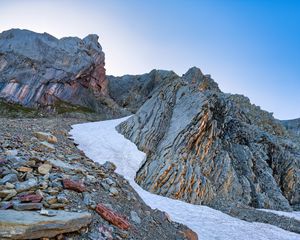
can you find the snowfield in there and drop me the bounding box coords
[71,117,300,240]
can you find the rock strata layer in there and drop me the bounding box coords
[117,67,300,211]
[0,29,125,117]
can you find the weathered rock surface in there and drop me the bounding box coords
[117,67,300,211]
[0,209,92,239]
[108,70,178,113]
[0,117,191,239]
[0,29,125,117]
[95,203,131,230]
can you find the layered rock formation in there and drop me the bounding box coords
[108,70,178,113]
[117,67,300,211]
[0,29,124,117]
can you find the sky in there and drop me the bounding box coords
[0,0,299,119]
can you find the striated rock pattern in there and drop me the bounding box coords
[0,29,124,117]
[117,67,300,211]
[108,70,179,113]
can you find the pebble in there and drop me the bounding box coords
[57,193,69,204]
[38,163,52,175]
[40,208,57,216]
[39,141,55,152]
[109,187,119,196]
[17,166,33,173]
[130,210,141,224]
[0,189,17,200]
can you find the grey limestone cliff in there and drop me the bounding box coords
[0,29,125,117]
[117,67,300,211]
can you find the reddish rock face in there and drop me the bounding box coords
[0,29,118,115]
[95,203,130,230]
[62,179,85,193]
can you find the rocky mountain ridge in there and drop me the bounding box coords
[0,28,300,239]
[117,67,300,212]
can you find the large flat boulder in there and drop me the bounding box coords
[0,210,92,239]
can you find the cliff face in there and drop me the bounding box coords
[107,70,179,113]
[0,29,124,117]
[117,67,300,211]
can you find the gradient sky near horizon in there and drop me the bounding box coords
[0,0,299,119]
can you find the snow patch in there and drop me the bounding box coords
[71,117,300,240]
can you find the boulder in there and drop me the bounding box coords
[0,209,92,239]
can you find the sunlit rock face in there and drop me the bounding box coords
[117,67,300,211]
[0,29,123,116]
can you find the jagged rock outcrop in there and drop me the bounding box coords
[0,29,125,117]
[108,70,178,113]
[117,67,300,211]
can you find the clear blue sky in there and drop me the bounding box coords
[0,0,299,119]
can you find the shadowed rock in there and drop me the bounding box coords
[117,67,300,211]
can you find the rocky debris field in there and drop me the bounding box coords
[0,117,195,240]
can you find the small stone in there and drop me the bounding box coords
[180,229,198,240]
[46,188,60,196]
[57,193,69,204]
[19,193,43,203]
[105,178,116,186]
[0,189,17,200]
[5,149,18,157]
[17,166,33,173]
[38,163,52,175]
[34,132,58,144]
[100,182,110,191]
[15,178,38,193]
[103,161,116,172]
[98,225,113,239]
[40,208,57,216]
[46,196,57,204]
[63,179,85,192]
[13,202,43,211]
[5,182,15,189]
[83,192,93,206]
[0,201,13,210]
[0,173,18,185]
[39,141,55,152]
[130,210,141,224]
[39,181,49,190]
[109,187,119,196]
[95,203,130,230]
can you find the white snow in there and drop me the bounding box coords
[70,117,300,240]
